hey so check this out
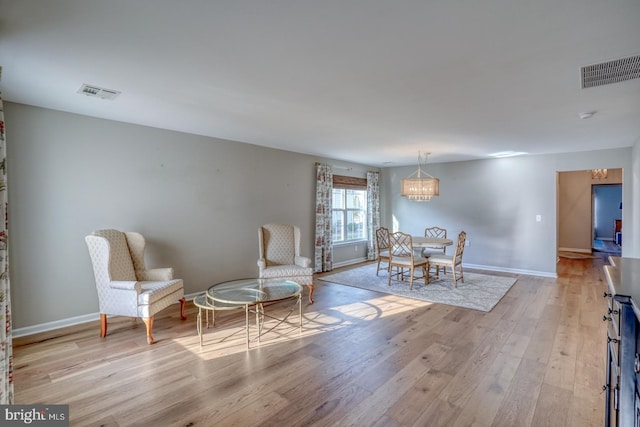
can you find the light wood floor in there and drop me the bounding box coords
[14,257,610,426]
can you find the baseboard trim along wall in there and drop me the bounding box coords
[332,257,369,269]
[13,263,556,338]
[12,296,201,338]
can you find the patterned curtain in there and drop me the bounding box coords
[0,93,14,404]
[314,163,333,272]
[366,171,380,260]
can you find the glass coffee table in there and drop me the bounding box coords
[197,278,303,349]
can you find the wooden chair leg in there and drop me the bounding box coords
[100,313,107,338]
[143,317,155,344]
[307,284,314,304]
[179,297,187,320]
[376,259,381,276]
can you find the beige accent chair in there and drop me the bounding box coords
[388,231,429,290]
[375,227,390,276]
[85,229,186,344]
[429,231,467,288]
[258,224,314,303]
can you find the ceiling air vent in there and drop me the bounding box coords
[77,84,121,100]
[581,55,640,88]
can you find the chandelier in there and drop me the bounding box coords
[591,168,608,179]
[400,152,439,202]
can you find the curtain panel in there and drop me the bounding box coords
[314,163,333,272]
[366,171,380,260]
[0,93,14,404]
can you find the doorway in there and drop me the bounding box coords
[557,168,623,257]
[592,184,622,256]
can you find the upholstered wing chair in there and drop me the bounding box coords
[85,229,186,344]
[257,224,314,303]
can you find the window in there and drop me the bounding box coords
[332,188,367,243]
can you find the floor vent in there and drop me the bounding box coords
[581,55,640,88]
[77,84,121,100]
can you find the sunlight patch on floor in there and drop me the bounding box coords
[172,295,433,360]
[174,293,433,359]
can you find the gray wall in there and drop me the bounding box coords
[381,148,635,276]
[6,101,640,333]
[5,102,376,331]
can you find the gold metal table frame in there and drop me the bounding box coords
[194,278,303,349]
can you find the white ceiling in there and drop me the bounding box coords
[1,0,639,167]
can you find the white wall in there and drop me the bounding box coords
[382,148,634,276]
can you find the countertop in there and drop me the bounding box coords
[604,256,640,319]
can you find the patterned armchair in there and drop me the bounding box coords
[258,224,314,303]
[85,229,186,344]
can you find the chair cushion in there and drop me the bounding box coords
[138,279,184,305]
[429,254,453,264]
[391,257,428,267]
[260,265,313,278]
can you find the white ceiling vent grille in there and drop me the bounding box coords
[77,84,121,100]
[581,55,640,88]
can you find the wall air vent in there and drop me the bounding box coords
[581,55,640,88]
[77,84,121,100]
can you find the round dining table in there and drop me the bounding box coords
[412,236,453,249]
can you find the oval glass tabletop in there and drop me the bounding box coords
[207,278,302,305]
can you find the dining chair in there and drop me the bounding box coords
[423,226,447,253]
[423,226,448,271]
[375,227,390,276]
[429,231,467,288]
[388,231,429,290]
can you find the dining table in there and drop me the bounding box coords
[412,236,454,249]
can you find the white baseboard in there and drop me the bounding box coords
[13,313,100,338]
[12,297,200,338]
[462,263,557,278]
[332,257,369,268]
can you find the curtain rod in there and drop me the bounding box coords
[316,162,376,173]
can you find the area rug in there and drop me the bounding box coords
[317,263,517,312]
[593,239,621,255]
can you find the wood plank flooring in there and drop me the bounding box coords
[13,257,610,426]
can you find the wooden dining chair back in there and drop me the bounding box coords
[388,231,429,290]
[423,226,448,253]
[375,227,391,276]
[424,226,447,242]
[422,226,448,272]
[429,231,467,288]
